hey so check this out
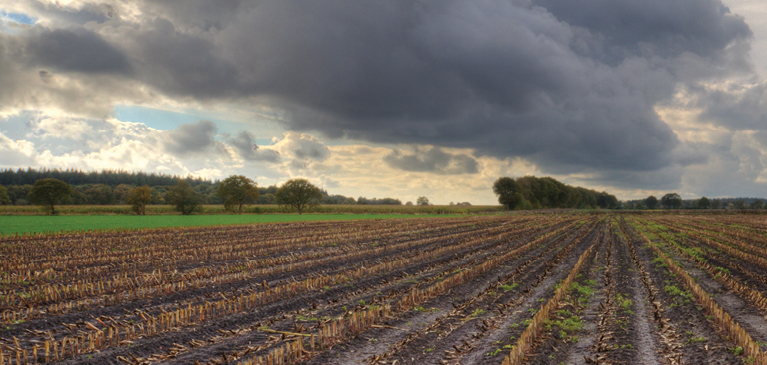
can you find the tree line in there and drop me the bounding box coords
[0,168,404,207]
[633,194,765,210]
[493,176,619,210]
[4,176,331,215]
[0,167,212,187]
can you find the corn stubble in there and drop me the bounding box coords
[3,214,767,364]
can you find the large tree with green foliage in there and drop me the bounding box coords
[28,178,73,214]
[217,175,259,214]
[114,184,134,204]
[644,195,658,210]
[166,180,201,215]
[697,196,711,209]
[493,177,525,210]
[661,193,682,209]
[126,186,153,215]
[416,196,430,206]
[275,178,323,214]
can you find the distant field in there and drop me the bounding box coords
[0,204,501,216]
[0,213,467,236]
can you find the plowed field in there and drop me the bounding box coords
[3,214,767,364]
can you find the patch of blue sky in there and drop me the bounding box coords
[114,105,281,146]
[1,10,36,25]
[0,113,33,140]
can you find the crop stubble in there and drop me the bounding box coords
[3,213,767,364]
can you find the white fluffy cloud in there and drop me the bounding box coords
[271,132,330,162]
[3,109,767,203]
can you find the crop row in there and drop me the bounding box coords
[1,217,553,322]
[502,232,598,364]
[363,218,598,365]
[179,220,592,364]
[634,224,767,363]
[1,217,576,363]
[238,221,597,365]
[0,217,512,283]
[634,220,767,313]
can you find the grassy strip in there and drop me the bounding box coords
[0,214,461,237]
[0,204,501,216]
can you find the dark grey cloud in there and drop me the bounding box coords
[534,0,752,63]
[163,120,217,155]
[26,27,130,74]
[696,82,767,131]
[210,0,748,174]
[384,147,479,175]
[227,130,280,162]
[120,17,238,98]
[1,0,756,187]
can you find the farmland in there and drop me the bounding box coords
[2,213,767,364]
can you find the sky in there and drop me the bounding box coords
[0,0,766,205]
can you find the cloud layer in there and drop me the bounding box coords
[0,0,766,200]
[385,147,479,175]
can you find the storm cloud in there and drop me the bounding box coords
[385,147,479,175]
[163,120,218,155]
[0,0,760,193]
[26,27,131,74]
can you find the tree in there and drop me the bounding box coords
[644,195,658,210]
[84,184,115,205]
[257,193,276,204]
[126,186,152,215]
[217,175,259,214]
[114,184,134,204]
[697,196,711,209]
[275,178,323,214]
[734,199,746,209]
[596,192,618,209]
[150,188,165,204]
[417,196,430,206]
[0,185,10,205]
[166,180,201,215]
[661,193,682,209]
[751,199,764,210]
[493,177,525,210]
[711,199,722,209]
[28,178,73,214]
[6,185,32,205]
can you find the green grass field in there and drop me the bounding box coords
[0,204,500,215]
[0,213,464,236]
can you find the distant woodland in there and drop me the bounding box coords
[0,168,402,206]
[494,175,619,210]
